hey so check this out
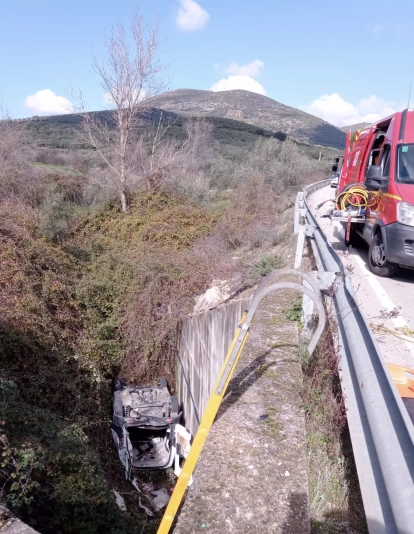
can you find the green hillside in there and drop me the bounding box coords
[24,109,286,150]
[21,108,342,173]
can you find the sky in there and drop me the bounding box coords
[1,0,414,127]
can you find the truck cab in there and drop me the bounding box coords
[336,109,414,276]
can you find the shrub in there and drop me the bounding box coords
[164,169,211,202]
[274,130,287,141]
[67,190,224,383]
[245,252,285,284]
[0,199,159,533]
[216,173,280,250]
[234,137,326,195]
[39,193,77,242]
[0,379,132,534]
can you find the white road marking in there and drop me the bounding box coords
[351,253,400,317]
[338,228,414,359]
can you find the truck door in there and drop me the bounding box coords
[364,143,392,243]
[377,143,394,223]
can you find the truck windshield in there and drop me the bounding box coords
[397,144,414,184]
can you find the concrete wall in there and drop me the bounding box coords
[176,296,251,436]
[0,505,40,534]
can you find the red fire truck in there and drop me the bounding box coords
[333,109,414,277]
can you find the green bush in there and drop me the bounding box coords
[246,253,285,284]
[284,297,303,323]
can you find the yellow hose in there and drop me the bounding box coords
[336,185,379,210]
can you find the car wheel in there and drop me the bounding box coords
[159,377,167,389]
[113,379,125,392]
[368,233,399,277]
[170,396,179,418]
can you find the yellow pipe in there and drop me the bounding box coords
[157,312,250,534]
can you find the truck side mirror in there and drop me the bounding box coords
[332,164,338,172]
[365,165,388,192]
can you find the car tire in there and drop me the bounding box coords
[159,377,167,389]
[170,396,179,418]
[368,233,399,277]
[113,379,125,392]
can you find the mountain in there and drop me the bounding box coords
[24,108,286,151]
[145,89,346,149]
[339,122,371,132]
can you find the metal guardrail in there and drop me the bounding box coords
[297,180,414,534]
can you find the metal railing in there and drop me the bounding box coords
[297,180,414,534]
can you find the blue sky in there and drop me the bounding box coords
[1,0,414,126]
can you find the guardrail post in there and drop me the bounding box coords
[301,271,317,338]
[294,191,304,235]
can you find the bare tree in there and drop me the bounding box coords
[130,116,215,191]
[78,11,165,211]
[0,109,29,185]
[0,108,36,203]
[132,114,189,190]
[183,118,214,170]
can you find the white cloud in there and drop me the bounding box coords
[176,0,210,32]
[210,60,266,96]
[301,93,399,127]
[224,60,264,77]
[210,75,267,96]
[25,89,73,115]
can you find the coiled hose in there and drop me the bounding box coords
[336,184,379,211]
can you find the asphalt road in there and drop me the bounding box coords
[307,185,414,368]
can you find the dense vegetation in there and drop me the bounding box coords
[0,112,335,532]
[24,108,287,150]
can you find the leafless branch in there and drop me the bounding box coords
[74,10,166,211]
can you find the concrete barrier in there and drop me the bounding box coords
[176,296,251,436]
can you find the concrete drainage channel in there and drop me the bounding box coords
[152,267,325,533]
[171,284,315,533]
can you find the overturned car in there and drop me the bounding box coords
[111,378,181,477]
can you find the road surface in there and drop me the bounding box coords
[307,185,414,368]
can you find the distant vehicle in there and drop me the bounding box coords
[332,109,414,277]
[387,364,414,425]
[331,173,339,188]
[111,378,181,476]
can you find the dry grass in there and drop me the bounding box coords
[300,318,367,534]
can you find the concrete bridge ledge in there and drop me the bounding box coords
[175,290,310,534]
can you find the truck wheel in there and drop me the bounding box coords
[368,233,399,277]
